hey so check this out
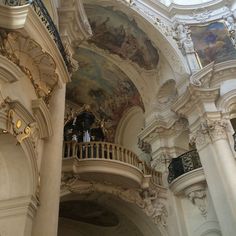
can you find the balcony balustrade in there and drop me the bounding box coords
[168,150,202,184]
[63,141,163,188]
[2,0,71,73]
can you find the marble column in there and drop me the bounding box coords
[192,119,236,236]
[32,84,66,236]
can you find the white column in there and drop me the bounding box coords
[193,120,236,236]
[32,84,66,236]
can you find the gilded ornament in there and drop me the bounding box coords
[16,119,22,129]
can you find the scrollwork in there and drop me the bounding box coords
[61,174,168,227]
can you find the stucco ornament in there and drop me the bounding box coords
[61,174,168,227]
[188,189,207,218]
[190,119,228,149]
[173,22,193,54]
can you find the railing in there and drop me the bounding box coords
[2,0,71,73]
[168,150,202,184]
[63,141,163,186]
[233,132,236,151]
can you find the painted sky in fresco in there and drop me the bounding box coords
[66,48,144,141]
[191,22,236,67]
[84,5,159,70]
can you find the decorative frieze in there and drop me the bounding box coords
[0,30,58,105]
[61,174,168,228]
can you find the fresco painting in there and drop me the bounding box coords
[84,5,159,70]
[191,22,236,67]
[66,48,144,142]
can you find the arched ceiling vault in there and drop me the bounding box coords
[82,0,190,77]
[66,0,188,141]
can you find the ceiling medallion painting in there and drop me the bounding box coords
[191,22,236,67]
[66,48,144,142]
[85,5,159,70]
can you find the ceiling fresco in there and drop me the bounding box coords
[66,48,144,142]
[84,5,159,70]
[191,22,236,67]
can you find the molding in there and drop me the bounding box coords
[64,158,147,189]
[217,89,236,112]
[132,0,233,23]
[169,167,205,195]
[0,4,29,29]
[172,85,220,117]
[9,100,35,125]
[115,106,144,145]
[24,7,70,84]
[190,60,236,88]
[0,55,22,84]
[58,0,92,44]
[138,117,188,143]
[0,195,38,219]
[61,175,168,228]
[32,99,53,138]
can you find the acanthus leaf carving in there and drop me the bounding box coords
[191,119,228,149]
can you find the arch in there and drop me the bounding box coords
[0,132,34,199]
[0,100,38,197]
[60,191,166,236]
[115,106,145,155]
[217,89,236,115]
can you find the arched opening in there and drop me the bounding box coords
[115,106,145,156]
[58,192,164,236]
[0,131,36,236]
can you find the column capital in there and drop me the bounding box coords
[190,118,228,150]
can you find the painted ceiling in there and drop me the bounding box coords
[191,22,236,67]
[84,5,159,70]
[66,48,144,142]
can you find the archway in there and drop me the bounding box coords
[0,131,37,236]
[58,192,165,236]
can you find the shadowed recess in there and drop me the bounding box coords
[59,200,119,227]
[85,5,159,70]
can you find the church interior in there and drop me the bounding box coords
[0,0,236,235]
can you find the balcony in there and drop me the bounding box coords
[62,141,163,189]
[168,150,202,184]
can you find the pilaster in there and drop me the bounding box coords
[173,84,236,236]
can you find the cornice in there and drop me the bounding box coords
[58,0,92,44]
[0,4,70,84]
[0,4,29,29]
[0,55,22,83]
[190,60,236,88]
[133,0,233,23]
[0,195,38,219]
[172,85,220,117]
[169,168,205,195]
